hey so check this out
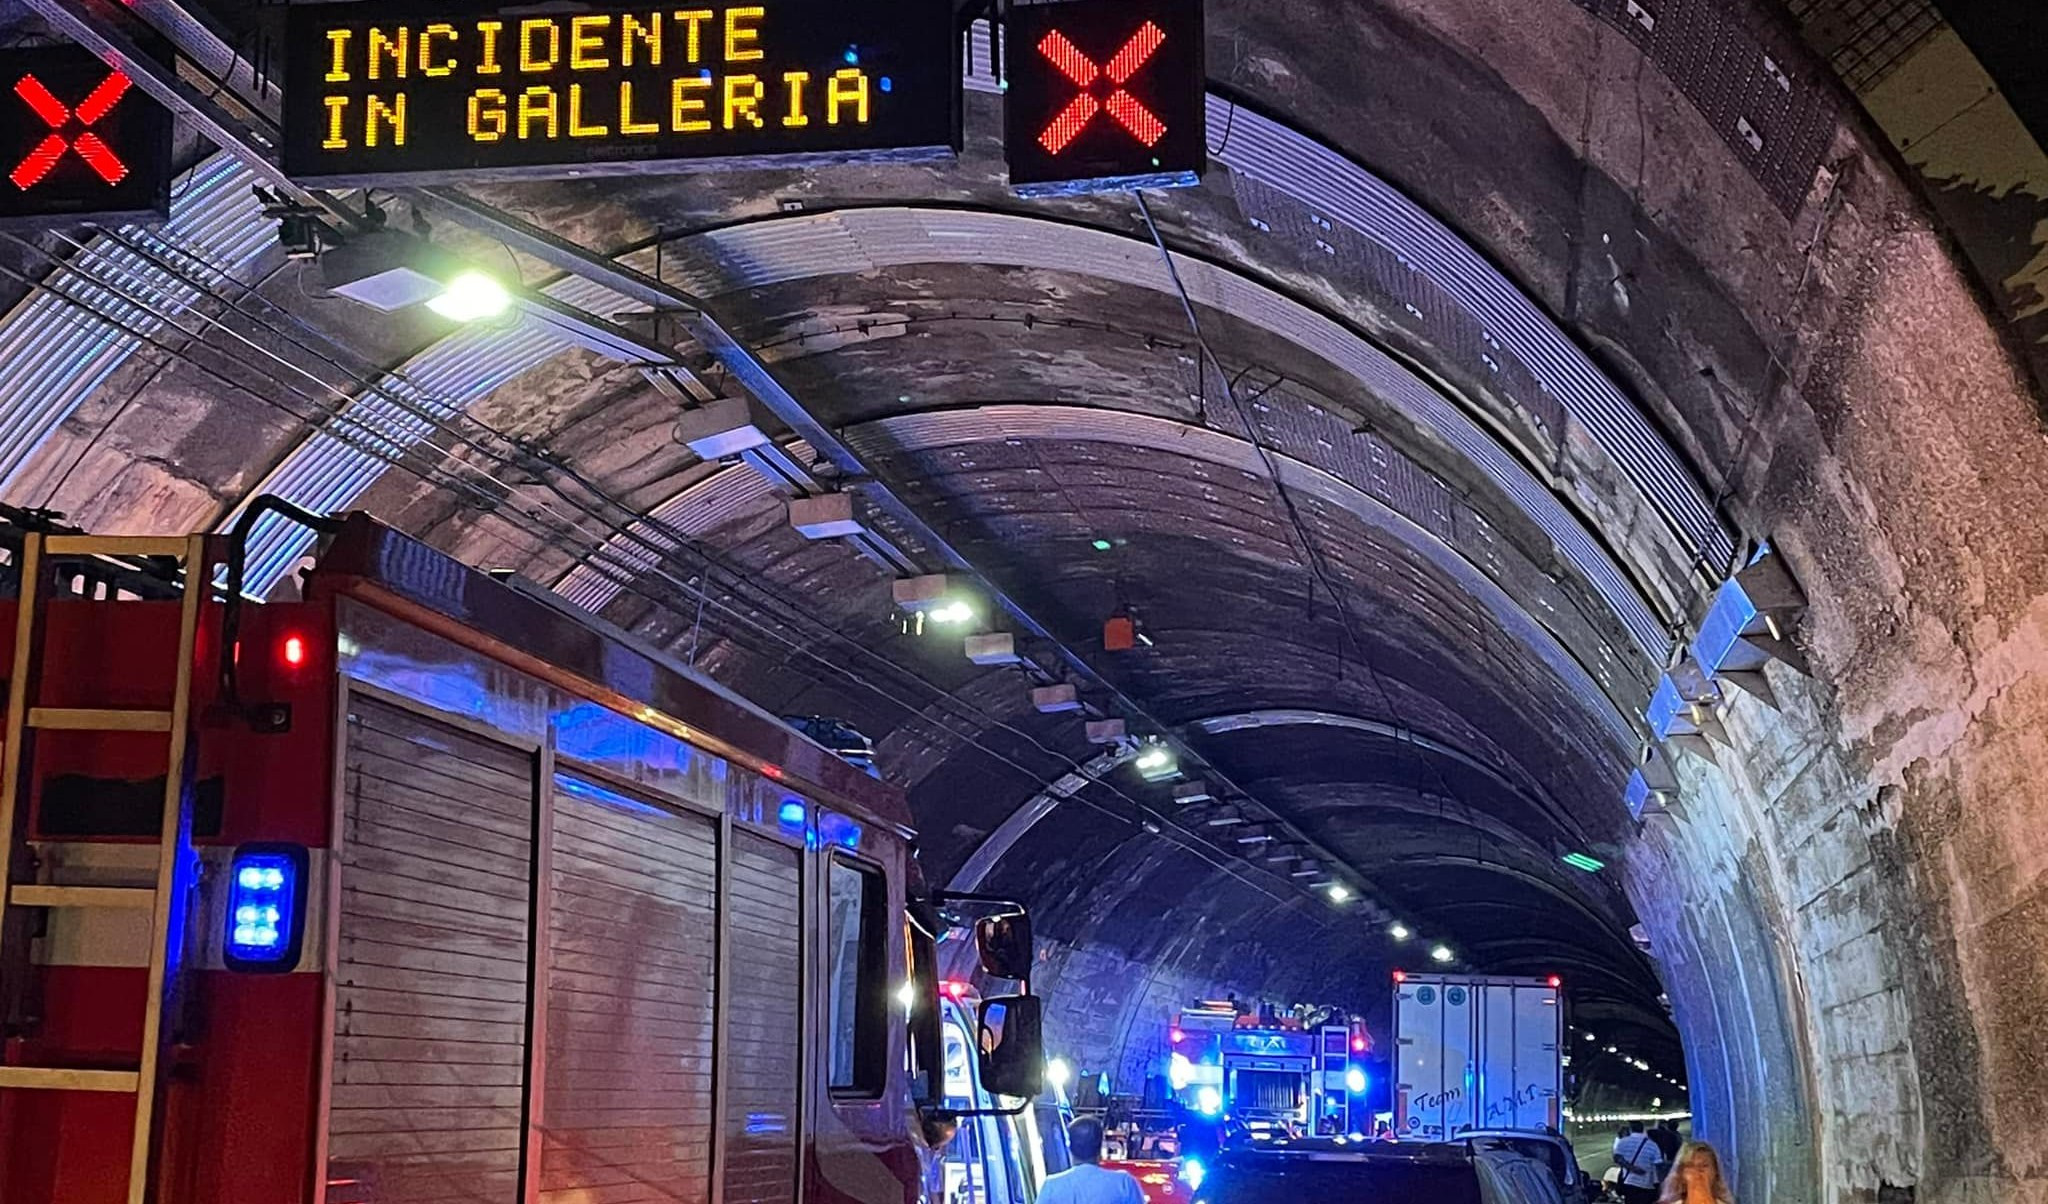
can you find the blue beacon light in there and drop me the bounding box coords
[225,844,308,972]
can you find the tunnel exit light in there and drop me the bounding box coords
[1003,0,1204,196]
[0,46,171,224]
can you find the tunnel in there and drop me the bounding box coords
[0,0,2044,1199]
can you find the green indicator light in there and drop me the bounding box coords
[1561,852,1606,873]
[1092,539,1113,551]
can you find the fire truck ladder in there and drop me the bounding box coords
[0,533,210,1204]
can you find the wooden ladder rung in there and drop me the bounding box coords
[9,885,155,909]
[41,536,191,559]
[0,1066,140,1093]
[26,708,173,733]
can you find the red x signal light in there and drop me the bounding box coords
[1034,22,1168,155]
[10,70,134,191]
[1003,0,1204,196]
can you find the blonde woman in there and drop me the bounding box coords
[1656,1140,1735,1204]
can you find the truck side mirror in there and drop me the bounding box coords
[977,994,1044,1099]
[974,913,1032,981]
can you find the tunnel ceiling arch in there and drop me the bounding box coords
[2,0,2047,1199]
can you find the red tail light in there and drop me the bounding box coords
[1392,970,1406,984]
[1547,975,1562,989]
[1351,1035,1367,1052]
[1170,1028,1185,1044]
[940,979,972,1001]
[281,634,307,667]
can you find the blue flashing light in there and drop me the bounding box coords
[879,76,893,92]
[225,844,307,972]
[1179,1159,1206,1190]
[778,798,807,831]
[843,46,859,64]
[1346,1067,1368,1094]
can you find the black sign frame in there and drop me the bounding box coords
[0,43,173,227]
[1002,0,1205,197]
[282,0,962,186]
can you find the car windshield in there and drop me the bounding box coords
[1195,1155,1481,1204]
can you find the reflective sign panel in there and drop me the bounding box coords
[1003,0,1204,196]
[0,46,171,225]
[282,0,960,185]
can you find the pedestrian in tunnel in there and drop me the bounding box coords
[1038,1117,1146,1204]
[1656,1141,1734,1204]
[1650,1121,1682,1179]
[1612,1121,1661,1204]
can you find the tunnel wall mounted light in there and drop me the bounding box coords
[426,270,513,322]
[1033,684,1082,713]
[1085,718,1127,744]
[891,573,955,614]
[965,633,1021,665]
[788,493,866,540]
[1562,852,1606,873]
[676,396,775,460]
[318,229,446,312]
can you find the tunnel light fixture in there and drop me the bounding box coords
[1091,538,1114,551]
[1388,922,1411,941]
[927,600,976,626]
[1429,944,1454,963]
[1325,883,1352,903]
[1133,742,1178,782]
[1046,1058,1073,1090]
[1585,1033,1596,1043]
[426,270,513,322]
[1561,851,1606,873]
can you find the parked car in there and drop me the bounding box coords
[1185,1139,1563,1204]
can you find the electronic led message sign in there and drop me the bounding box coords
[281,0,959,185]
[1002,0,1204,196]
[0,45,172,225]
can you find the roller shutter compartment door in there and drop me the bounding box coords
[721,831,803,1204]
[328,695,537,1204]
[541,775,719,1203]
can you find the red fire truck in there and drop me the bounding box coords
[0,503,1044,1204]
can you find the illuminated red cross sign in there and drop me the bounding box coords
[1003,0,1204,196]
[10,70,134,191]
[1036,21,1167,155]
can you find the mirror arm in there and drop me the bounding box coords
[931,890,1028,915]
[944,1100,1035,1118]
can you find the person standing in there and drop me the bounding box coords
[1612,1121,1661,1204]
[1038,1118,1147,1204]
[1656,1140,1735,1204]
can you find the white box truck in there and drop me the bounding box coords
[1393,972,1564,1139]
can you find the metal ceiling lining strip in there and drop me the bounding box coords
[842,403,1637,749]
[552,440,814,613]
[0,154,271,492]
[683,207,1667,660]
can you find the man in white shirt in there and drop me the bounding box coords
[1038,1118,1148,1204]
[1612,1121,1662,1204]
